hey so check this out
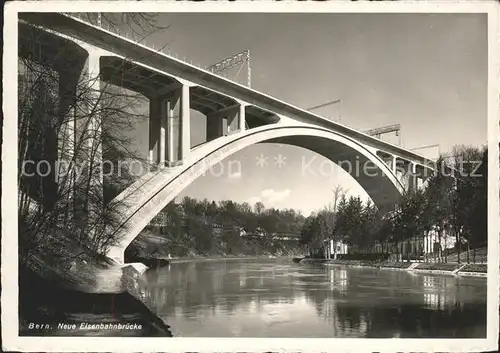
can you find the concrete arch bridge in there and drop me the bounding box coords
[18,13,436,264]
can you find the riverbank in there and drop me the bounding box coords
[127,231,303,261]
[19,261,173,337]
[141,253,284,264]
[298,258,487,278]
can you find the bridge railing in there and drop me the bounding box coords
[62,12,253,88]
[52,13,433,166]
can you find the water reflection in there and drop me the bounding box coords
[138,259,486,337]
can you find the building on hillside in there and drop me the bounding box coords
[149,203,186,228]
[423,227,456,253]
[332,240,349,257]
[255,227,267,237]
[385,228,457,262]
[212,223,223,236]
[150,211,170,227]
[329,240,348,259]
[307,239,348,259]
[238,227,247,237]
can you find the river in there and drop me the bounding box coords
[137,258,487,338]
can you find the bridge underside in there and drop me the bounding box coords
[267,135,402,211]
[107,125,405,264]
[99,57,279,129]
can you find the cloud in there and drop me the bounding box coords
[246,196,262,205]
[261,188,291,204]
[247,188,291,206]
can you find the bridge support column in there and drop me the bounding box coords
[86,52,104,237]
[239,104,246,132]
[69,50,104,238]
[394,158,403,185]
[398,161,417,192]
[226,104,246,134]
[57,67,80,196]
[207,114,224,141]
[164,85,191,167]
[420,166,433,189]
[395,158,416,192]
[73,51,103,183]
[148,98,162,165]
[228,104,247,134]
[414,164,428,190]
[206,103,246,139]
[223,107,239,135]
[166,94,180,166]
[150,84,189,168]
[408,162,417,192]
[226,108,239,134]
[160,98,168,166]
[180,84,191,162]
[416,175,423,190]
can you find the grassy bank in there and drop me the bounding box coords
[299,258,487,275]
[446,247,487,264]
[301,258,412,269]
[459,264,487,273]
[415,263,462,272]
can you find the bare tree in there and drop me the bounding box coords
[18,13,168,272]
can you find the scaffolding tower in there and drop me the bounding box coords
[307,99,342,122]
[364,124,401,145]
[206,50,251,87]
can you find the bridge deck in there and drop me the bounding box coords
[18,12,435,167]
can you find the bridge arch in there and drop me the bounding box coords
[107,124,405,263]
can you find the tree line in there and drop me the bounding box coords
[299,145,489,263]
[134,197,307,257]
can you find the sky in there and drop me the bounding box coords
[123,13,487,216]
